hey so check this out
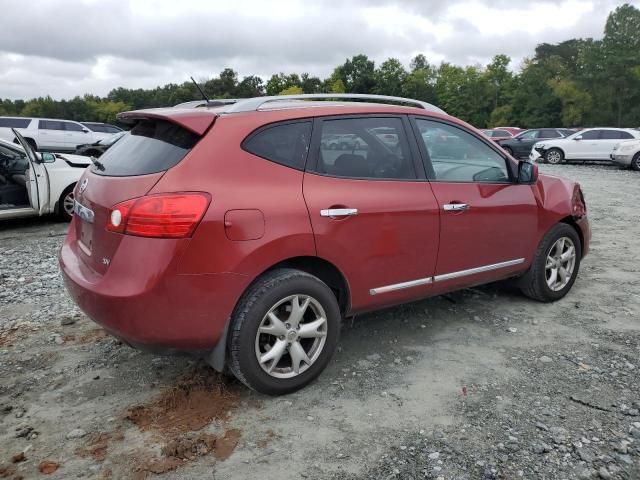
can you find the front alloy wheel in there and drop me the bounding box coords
[545,237,577,292]
[545,148,563,164]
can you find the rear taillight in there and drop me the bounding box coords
[107,193,210,238]
[572,186,586,218]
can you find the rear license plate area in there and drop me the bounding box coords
[74,200,95,255]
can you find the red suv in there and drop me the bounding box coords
[60,94,590,395]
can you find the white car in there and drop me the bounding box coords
[0,117,116,152]
[0,131,91,221]
[610,139,640,170]
[529,127,640,164]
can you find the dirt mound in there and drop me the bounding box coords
[125,367,240,435]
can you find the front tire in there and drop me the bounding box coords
[545,148,564,164]
[58,185,76,221]
[503,146,514,157]
[228,268,341,395]
[631,152,640,171]
[519,223,581,302]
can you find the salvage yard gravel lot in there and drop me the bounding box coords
[1,163,639,480]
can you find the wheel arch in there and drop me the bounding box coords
[559,215,585,257]
[206,255,351,372]
[54,182,76,215]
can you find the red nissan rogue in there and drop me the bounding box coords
[59,94,590,395]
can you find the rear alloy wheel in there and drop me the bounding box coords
[631,152,640,171]
[59,186,75,221]
[545,148,564,164]
[519,223,581,302]
[228,268,340,395]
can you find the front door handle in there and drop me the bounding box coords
[320,208,358,218]
[443,203,469,212]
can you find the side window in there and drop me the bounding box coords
[540,129,559,138]
[415,119,510,183]
[316,117,416,180]
[618,131,634,140]
[64,122,84,132]
[0,118,31,128]
[243,121,311,170]
[39,120,65,131]
[579,130,600,140]
[494,130,512,137]
[518,130,539,140]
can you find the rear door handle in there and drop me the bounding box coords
[443,203,469,212]
[320,208,358,218]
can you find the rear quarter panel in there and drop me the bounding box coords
[150,114,317,280]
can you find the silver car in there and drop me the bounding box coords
[610,139,640,170]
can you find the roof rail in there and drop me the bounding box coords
[174,99,240,109]
[224,94,446,114]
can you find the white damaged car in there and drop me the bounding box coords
[0,130,92,221]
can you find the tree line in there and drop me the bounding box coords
[1,3,639,129]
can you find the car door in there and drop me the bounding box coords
[63,121,92,150]
[12,129,49,215]
[303,115,440,312]
[411,117,538,292]
[598,130,629,159]
[513,130,539,156]
[37,120,67,150]
[568,129,601,159]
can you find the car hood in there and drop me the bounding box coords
[533,138,569,149]
[613,139,640,149]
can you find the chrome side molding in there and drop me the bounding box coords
[370,277,433,296]
[433,258,525,282]
[369,258,525,295]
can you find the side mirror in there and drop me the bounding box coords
[82,128,89,133]
[40,152,56,163]
[518,160,538,184]
[574,136,582,141]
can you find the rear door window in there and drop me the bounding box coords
[315,117,416,180]
[540,129,559,138]
[580,130,600,140]
[93,119,198,177]
[39,120,66,130]
[242,121,311,170]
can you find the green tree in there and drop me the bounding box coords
[373,58,407,97]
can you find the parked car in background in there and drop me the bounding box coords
[81,122,123,135]
[481,129,514,142]
[60,94,590,395]
[0,132,90,221]
[531,128,640,164]
[499,128,575,158]
[75,131,125,158]
[610,139,640,170]
[493,127,523,136]
[0,117,114,152]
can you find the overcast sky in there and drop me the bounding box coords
[0,0,636,100]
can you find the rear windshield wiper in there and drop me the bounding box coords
[90,157,105,171]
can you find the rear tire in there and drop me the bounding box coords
[228,268,341,395]
[58,185,75,222]
[518,223,581,302]
[631,152,640,171]
[544,148,564,164]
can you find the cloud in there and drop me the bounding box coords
[0,0,629,100]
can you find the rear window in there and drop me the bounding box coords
[0,118,31,128]
[93,119,198,176]
[242,121,311,170]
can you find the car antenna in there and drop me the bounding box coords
[190,76,211,104]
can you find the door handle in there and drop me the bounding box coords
[443,203,469,212]
[320,208,358,218]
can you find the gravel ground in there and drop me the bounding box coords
[0,164,639,480]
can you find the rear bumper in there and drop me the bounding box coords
[59,227,249,351]
[610,153,633,167]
